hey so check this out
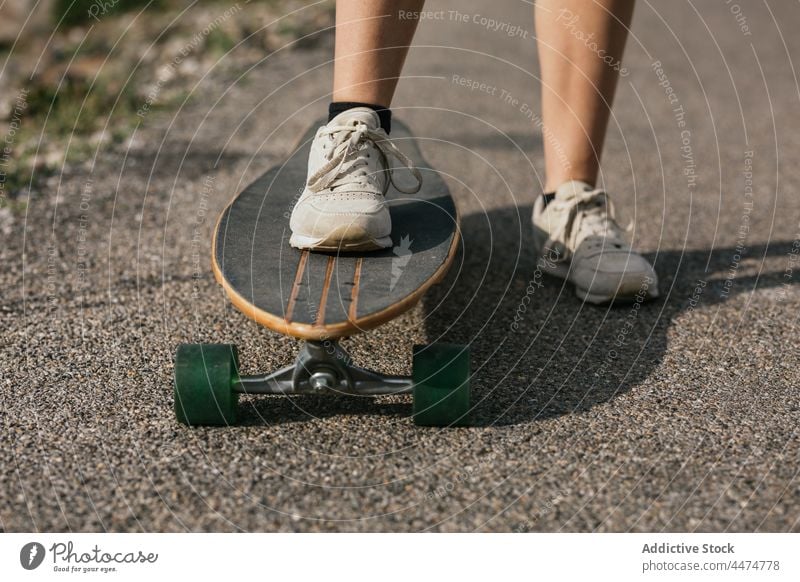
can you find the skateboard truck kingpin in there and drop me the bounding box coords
[235,341,414,396]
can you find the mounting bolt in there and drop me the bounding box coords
[309,371,337,392]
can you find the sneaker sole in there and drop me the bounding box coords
[575,280,660,305]
[290,227,392,252]
[536,251,660,305]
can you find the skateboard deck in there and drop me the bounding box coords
[212,119,459,340]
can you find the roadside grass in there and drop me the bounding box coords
[1,0,332,201]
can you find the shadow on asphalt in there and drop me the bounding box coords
[422,206,797,427]
[230,205,794,429]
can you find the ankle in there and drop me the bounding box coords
[541,191,556,207]
[544,175,597,193]
[328,102,392,133]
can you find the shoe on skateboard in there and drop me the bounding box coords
[289,107,422,252]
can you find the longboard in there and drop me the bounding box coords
[174,119,470,428]
[212,119,459,340]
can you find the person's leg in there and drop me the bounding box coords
[332,0,425,108]
[532,0,658,304]
[290,1,425,251]
[535,0,634,191]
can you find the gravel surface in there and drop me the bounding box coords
[2,0,799,532]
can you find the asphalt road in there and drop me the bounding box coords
[3,0,799,532]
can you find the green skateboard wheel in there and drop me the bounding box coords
[412,343,470,427]
[174,344,239,426]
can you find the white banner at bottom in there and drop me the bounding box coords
[1,533,796,581]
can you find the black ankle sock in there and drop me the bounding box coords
[328,102,392,134]
[542,192,556,207]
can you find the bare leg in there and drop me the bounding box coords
[535,0,635,191]
[290,1,425,251]
[333,0,425,107]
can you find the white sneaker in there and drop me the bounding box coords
[532,180,659,304]
[289,108,422,251]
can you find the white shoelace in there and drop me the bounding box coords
[545,188,629,262]
[306,123,423,195]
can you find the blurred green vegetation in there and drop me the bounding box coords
[25,75,140,136]
[53,0,282,27]
[0,0,332,200]
[54,0,163,26]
